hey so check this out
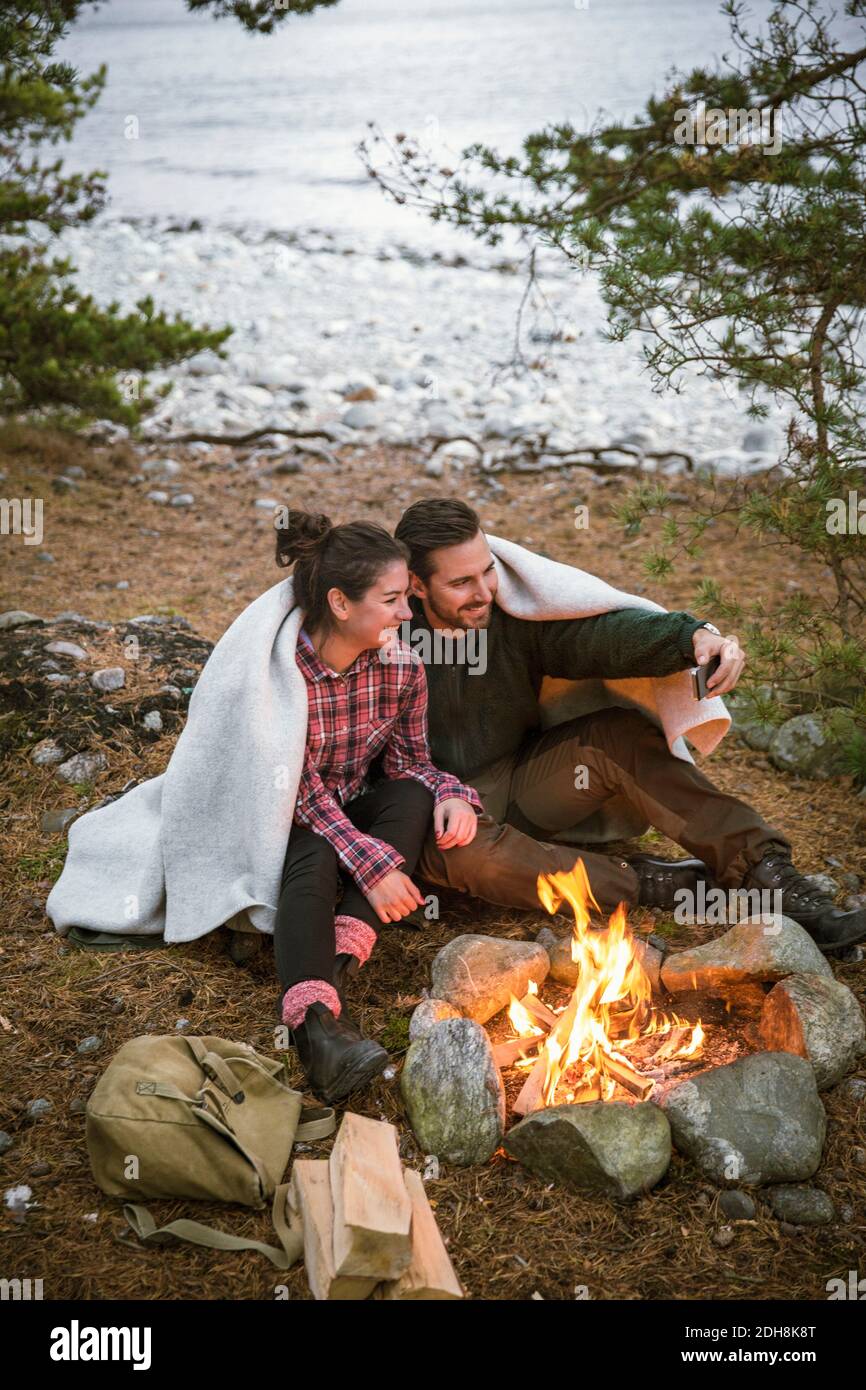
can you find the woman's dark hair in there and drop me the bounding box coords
[275,510,409,632]
[394,497,481,584]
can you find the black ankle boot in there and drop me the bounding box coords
[290,1001,389,1105]
[624,854,716,911]
[742,847,866,956]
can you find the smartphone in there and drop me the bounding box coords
[690,654,722,700]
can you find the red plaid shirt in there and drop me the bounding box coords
[294,629,483,893]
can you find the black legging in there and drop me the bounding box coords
[274,777,435,991]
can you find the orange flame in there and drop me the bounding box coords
[511,859,703,1109]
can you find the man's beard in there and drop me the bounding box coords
[427,592,494,632]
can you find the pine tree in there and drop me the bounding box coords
[0,0,338,426]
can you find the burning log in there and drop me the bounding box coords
[512,1053,550,1116]
[516,992,560,1030]
[491,1033,546,1068]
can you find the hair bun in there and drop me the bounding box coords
[276,510,333,567]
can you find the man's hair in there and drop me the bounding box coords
[394,498,481,583]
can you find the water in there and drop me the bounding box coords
[59,0,783,242]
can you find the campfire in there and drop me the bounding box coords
[496,860,704,1114]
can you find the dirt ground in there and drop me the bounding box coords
[2,422,865,1301]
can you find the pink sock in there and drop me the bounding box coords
[281,978,341,1029]
[334,914,377,967]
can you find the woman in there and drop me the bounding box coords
[274,509,482,1104]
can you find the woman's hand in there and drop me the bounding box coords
[434,797,478,850]
[365,869,426,924]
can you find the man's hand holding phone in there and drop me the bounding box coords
[691,625,746,697]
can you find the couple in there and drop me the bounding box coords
[276,498,866,1106]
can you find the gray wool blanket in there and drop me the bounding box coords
[45,533,730,943]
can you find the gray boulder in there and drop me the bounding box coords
[658,1052,826,1187]
[430,934,550,1024]
[759,972,866,1089]
[660,916,832,993]
[504,1101,671,1200]
[769,715,849,779]
[400,1018,505,1166]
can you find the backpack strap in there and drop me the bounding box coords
[121,1182,302,1270]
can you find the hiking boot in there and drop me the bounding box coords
[332,952,362,1034]
[742,847,866,956]
[289,1001,389,1105]
[624,854,716,911]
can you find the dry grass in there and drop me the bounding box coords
[2,424,865,1300]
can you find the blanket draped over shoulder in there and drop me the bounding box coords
[45,534,729,943]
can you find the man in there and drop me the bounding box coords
[392,498,866,956]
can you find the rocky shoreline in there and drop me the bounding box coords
[33,215,797,475]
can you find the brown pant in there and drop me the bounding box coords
[418,707,790,915]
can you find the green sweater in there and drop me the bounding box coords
[407,597,707,782]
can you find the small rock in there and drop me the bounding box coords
[45,639,88,661]
[142,710,163,733]
[169,493,195,507]
[69,1099,87,1115]
[26,1098,53,1119]
[802,873,840,898]
[76,1036,102,1055]
[719,1189,756,1220]
[31,738,66,766]
[56,750,108,784]
[852,1146,866,1167]
[52,475,78,493]
[422,1155,440,1182]
[145,490,169,504]
[342,402,380,430]
[0,1132,12,1156]
[141,458,182,476]
[41,808,79,834]
[0,610,43,629]
[175,1018,190,1031]
[28,1161,51,1177]
[409,998,462,1040]
[91,667,126,692]
[768,1185,835,1225]
[713,1226,735,1248]
[841,1077,866,1103]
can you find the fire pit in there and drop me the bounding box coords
[496,861,706,1114]
[401,856,866,1193]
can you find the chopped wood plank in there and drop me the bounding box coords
[492,1033,545,1068]
[289,1160,378,1301]
[604,1052,654,1100]
[512,1052,551,1116]
[516,993,560,1029]
[375,1169,463,1300]
[329,1111,412,1280]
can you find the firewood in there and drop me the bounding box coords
[492,1033,545,1068]
[289,1160,378,1301]
[329,1111,413,1280]
[512,1052,550,1116]
[603,1052,654,1100]
[374,1169,463,1300]
[516,992,560,1029]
